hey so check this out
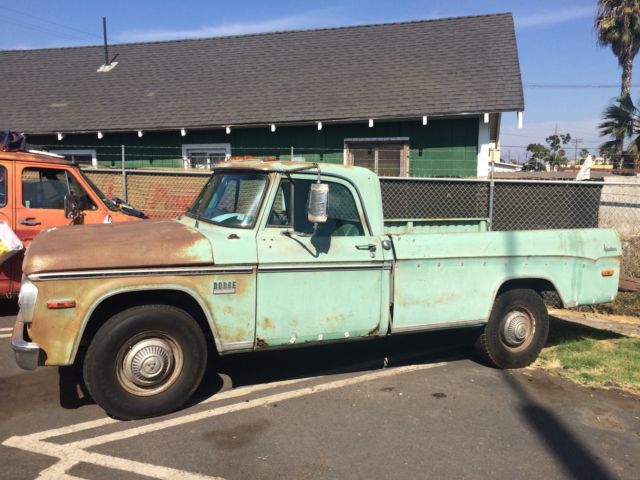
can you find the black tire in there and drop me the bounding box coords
[83,304,207,420]
[475,288,549,369]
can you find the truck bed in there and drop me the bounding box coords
[387,228,621,333]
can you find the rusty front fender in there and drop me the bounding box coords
[27,275,238,366]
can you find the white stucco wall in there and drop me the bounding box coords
[476,119,491,178]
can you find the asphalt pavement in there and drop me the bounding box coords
[1,308,639,480]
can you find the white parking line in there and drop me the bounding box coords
[0,327,13,332]
[28,376,313,441]
[3,362,447,480]
[0,333,11,339]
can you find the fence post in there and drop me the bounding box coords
[290,146,294,161]
[121,144,128,203]
[487,159,495,230]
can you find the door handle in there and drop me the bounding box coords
[356,243,377,251]
[20,218,41,226]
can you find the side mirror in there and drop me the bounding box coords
[308,183,329,224]
[64,194,81,219]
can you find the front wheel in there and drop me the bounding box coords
[475,288,549,369]
[83,304,207,420]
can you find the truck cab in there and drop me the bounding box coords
[0,150,142,296]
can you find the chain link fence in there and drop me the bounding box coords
[83,164,640,238]
[379,175,640,317]
[379,178,628,232]
[84,170,209,218]
[51,141,636,233]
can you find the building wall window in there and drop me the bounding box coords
[49,149,97,167]
[182,143,231,169]
[344,138,409,177]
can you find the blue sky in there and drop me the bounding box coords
[1,0,637,161]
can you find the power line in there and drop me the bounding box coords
[3,18,92,43]
[3,5,101,40]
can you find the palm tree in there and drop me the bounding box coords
[598,94,640,168]
[595,0,640,97]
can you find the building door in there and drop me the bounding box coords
[346,139,409,176]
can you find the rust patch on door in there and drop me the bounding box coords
[256,337,268,348]
[367,325,380,336]
[260,317,274,331]
[217,325,249,343]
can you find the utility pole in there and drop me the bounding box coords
[572,138,584,164]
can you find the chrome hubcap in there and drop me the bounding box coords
[502,310,533,347]
[116,333,183,396]
[123,338,174,387]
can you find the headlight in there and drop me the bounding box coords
[18,278,38,324]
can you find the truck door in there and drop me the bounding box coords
[14,166,103,245]
[256,175,387,347]
[0,161,17,294]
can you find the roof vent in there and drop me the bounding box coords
[97,16,118,73]
[97,62,118,73]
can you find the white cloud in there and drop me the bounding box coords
[115,9,343,43]
[516,6,594,29]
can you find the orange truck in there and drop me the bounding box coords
[0,148,144,297]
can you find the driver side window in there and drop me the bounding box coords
[22,168,96,210]
[267,179,364,237]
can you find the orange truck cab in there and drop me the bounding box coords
[0,149,143,297]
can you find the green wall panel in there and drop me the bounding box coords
[28,118,479,177]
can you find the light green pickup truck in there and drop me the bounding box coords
[12,161,621,419]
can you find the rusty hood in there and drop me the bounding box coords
[23,219,214,274]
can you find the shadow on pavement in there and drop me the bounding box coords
[188,327,481,406]
[0,299,18,316]
[55,327,481,413]
[501,370,616,480]
[547,316,624,346]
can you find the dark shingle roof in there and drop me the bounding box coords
[0,13,524,134]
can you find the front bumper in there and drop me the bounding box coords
[11,313,41,370]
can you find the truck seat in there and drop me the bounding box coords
[333,222,361,237]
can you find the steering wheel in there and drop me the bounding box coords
[269,210,289,225]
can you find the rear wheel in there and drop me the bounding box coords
[475,288,549,369]
[83,304,207,420]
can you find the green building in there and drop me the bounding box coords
[1,13,524,178]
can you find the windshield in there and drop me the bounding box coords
[187,172,268,228]
[79,170,119,212]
